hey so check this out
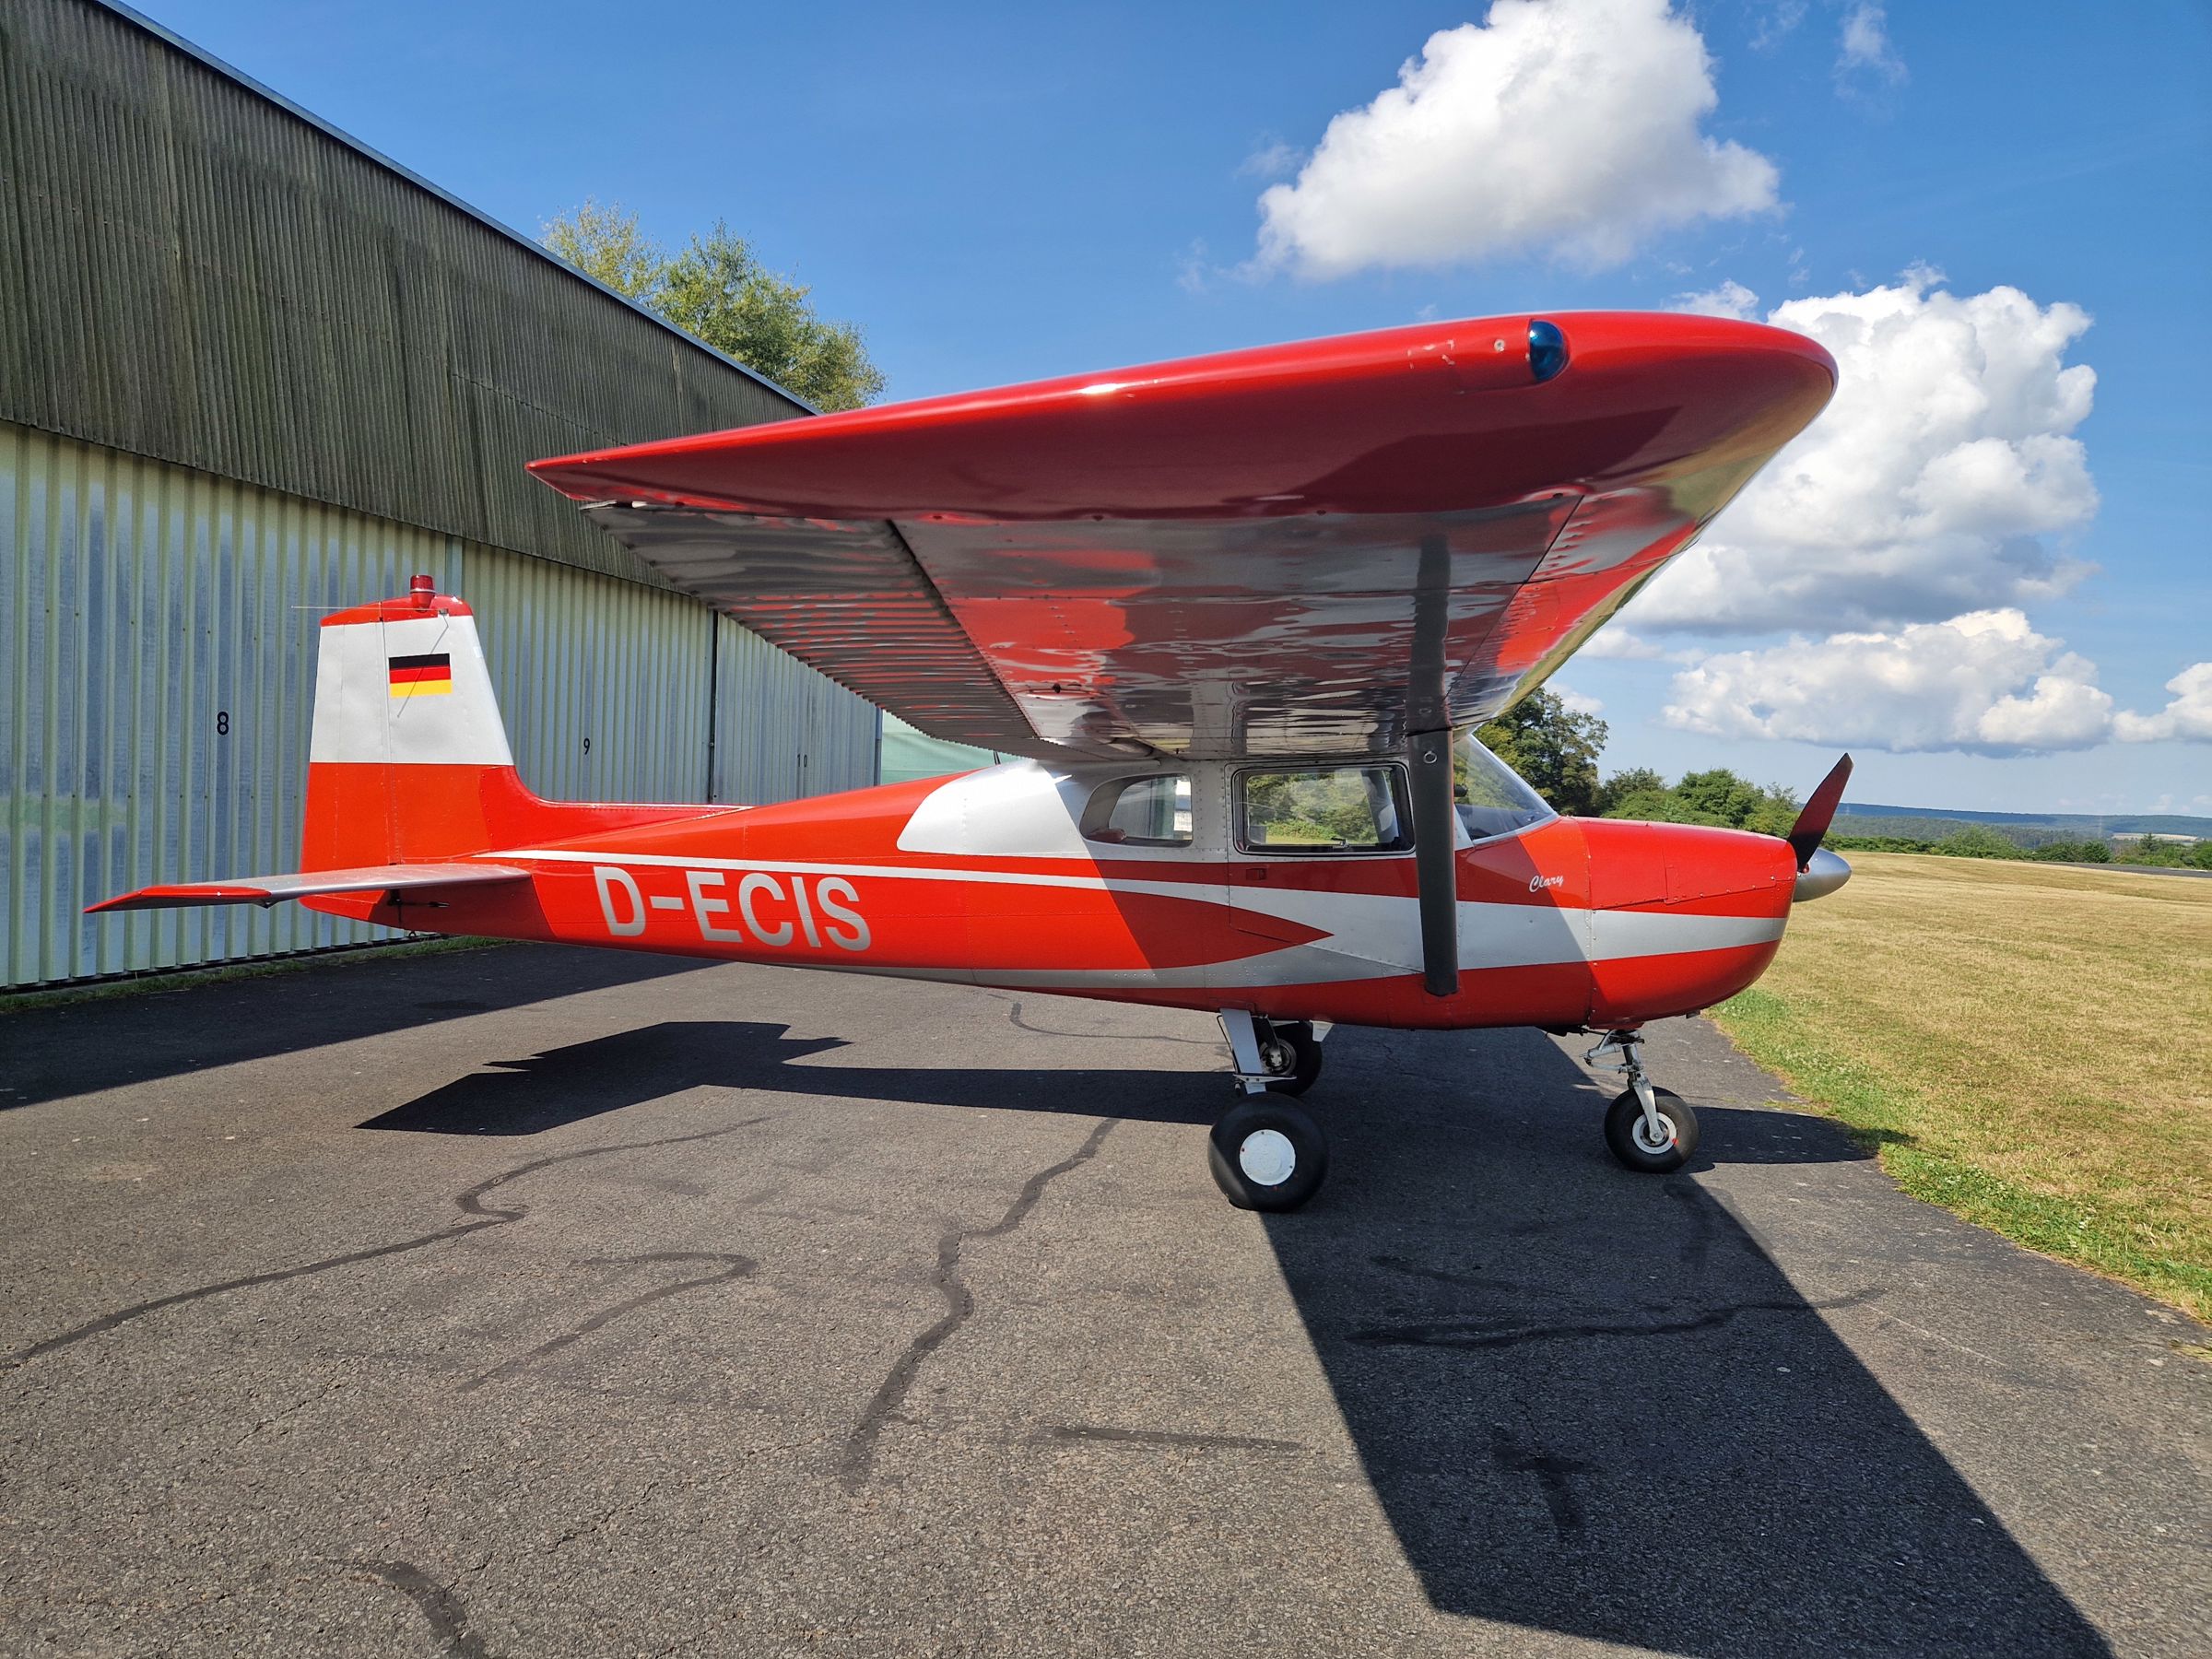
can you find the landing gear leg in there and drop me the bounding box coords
[1210,1012,1328,1210]
[1586,1029,1699,1173]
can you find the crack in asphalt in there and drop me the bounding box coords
[1370,1253,1604,1306]
[839,1117,1117,1492]
[349,1559,498,1659]
[4,1116,774,1368]
[1348,1287,1882,1350]
[999,996,1219,1049]
[1043,1423,1306,1453]
[458,1253,757,1394]
[230,1384,330,1450]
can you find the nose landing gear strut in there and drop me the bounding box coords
[1585,1029,1700,1173]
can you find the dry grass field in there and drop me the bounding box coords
[1712,852,2212,1324]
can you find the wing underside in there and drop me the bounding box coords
[535,312,1835,761]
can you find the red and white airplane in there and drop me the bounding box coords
[93,311,1853,1211]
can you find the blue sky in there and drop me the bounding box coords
[141,0,2212,815]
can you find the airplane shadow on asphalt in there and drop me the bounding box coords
[2,944,713,1111]
[359,1018,1227,1134]
[1265,1023,2108,1656]
[361,1011,2105,1653]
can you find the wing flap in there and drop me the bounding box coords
[582,505,1093,758]
[87,864,529,913]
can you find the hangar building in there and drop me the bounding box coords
[1,0,918,990]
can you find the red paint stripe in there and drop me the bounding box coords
[388,665,453,686]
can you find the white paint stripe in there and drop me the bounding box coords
[501,846,1783,980]
[1592,910,1785,958]
[503,846,1121,891]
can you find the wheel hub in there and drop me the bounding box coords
[1238,1128,1297,1186]
[1633,1113,1677,1154]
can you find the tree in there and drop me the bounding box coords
[1594,767,1665,815]
[1742,781,1803,837]
[1604,786,1728,827]
[540,203,887,413]
[540,197,663,299]
[1596,765,1804,833]
[2029,838,2110,864]
[1476,690,1607,816]
[1676,768,1765,828]
[1937,824,2022,859]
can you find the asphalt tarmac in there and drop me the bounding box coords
[3,943,2206,1657]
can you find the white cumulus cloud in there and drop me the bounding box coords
[1661,609,2118,756]
[1252,0,1779,276]
[1238,139,1302,182]
[1672,278,1761,320]
[1630,269,2100,634]
[1578,628,1667,661]
[1837,4,1907,86]
[2115,663,2212,744]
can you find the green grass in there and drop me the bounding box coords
[1718,984,2212,1320]
[1710,852,2212,1324]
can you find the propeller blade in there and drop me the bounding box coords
[1786,754,1853,871]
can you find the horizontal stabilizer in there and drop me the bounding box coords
[86,863,528,914]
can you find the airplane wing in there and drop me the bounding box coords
[529,312,1833,762]
[87,863,529,912]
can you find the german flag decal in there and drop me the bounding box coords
[388,652,453,698]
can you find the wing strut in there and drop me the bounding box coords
[1406,533,1460,999]
[1407,728,1461,999]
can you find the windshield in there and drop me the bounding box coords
[1453,731,1556,842]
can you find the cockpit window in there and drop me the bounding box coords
[1237,764,1413,854]
[1083,774,1193,847]
[1454,731,1556,841]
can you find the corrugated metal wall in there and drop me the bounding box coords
[2,420,878,989]
[0,0,807,585]
[880,714,1000,784]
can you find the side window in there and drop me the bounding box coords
[1238,765,1412,854]
[1083,774,1193,847]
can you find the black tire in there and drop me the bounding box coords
[1257,1021,1324,1097]
[1208,1099,1328,1212]
[1604,1087,1698,1173]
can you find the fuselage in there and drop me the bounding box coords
[308,756,1801,1033]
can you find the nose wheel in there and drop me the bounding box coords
[1586,1030,1699,1173]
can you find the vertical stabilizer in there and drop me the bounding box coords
[302,580,527,868]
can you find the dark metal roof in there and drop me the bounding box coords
[0,0,816,583]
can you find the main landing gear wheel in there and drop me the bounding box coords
[1208,1100,1328,1212]
[1256,1020,1324,1097]
[1603,1086,1698,1173]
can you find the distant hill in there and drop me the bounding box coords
[1838,802,2212,845]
